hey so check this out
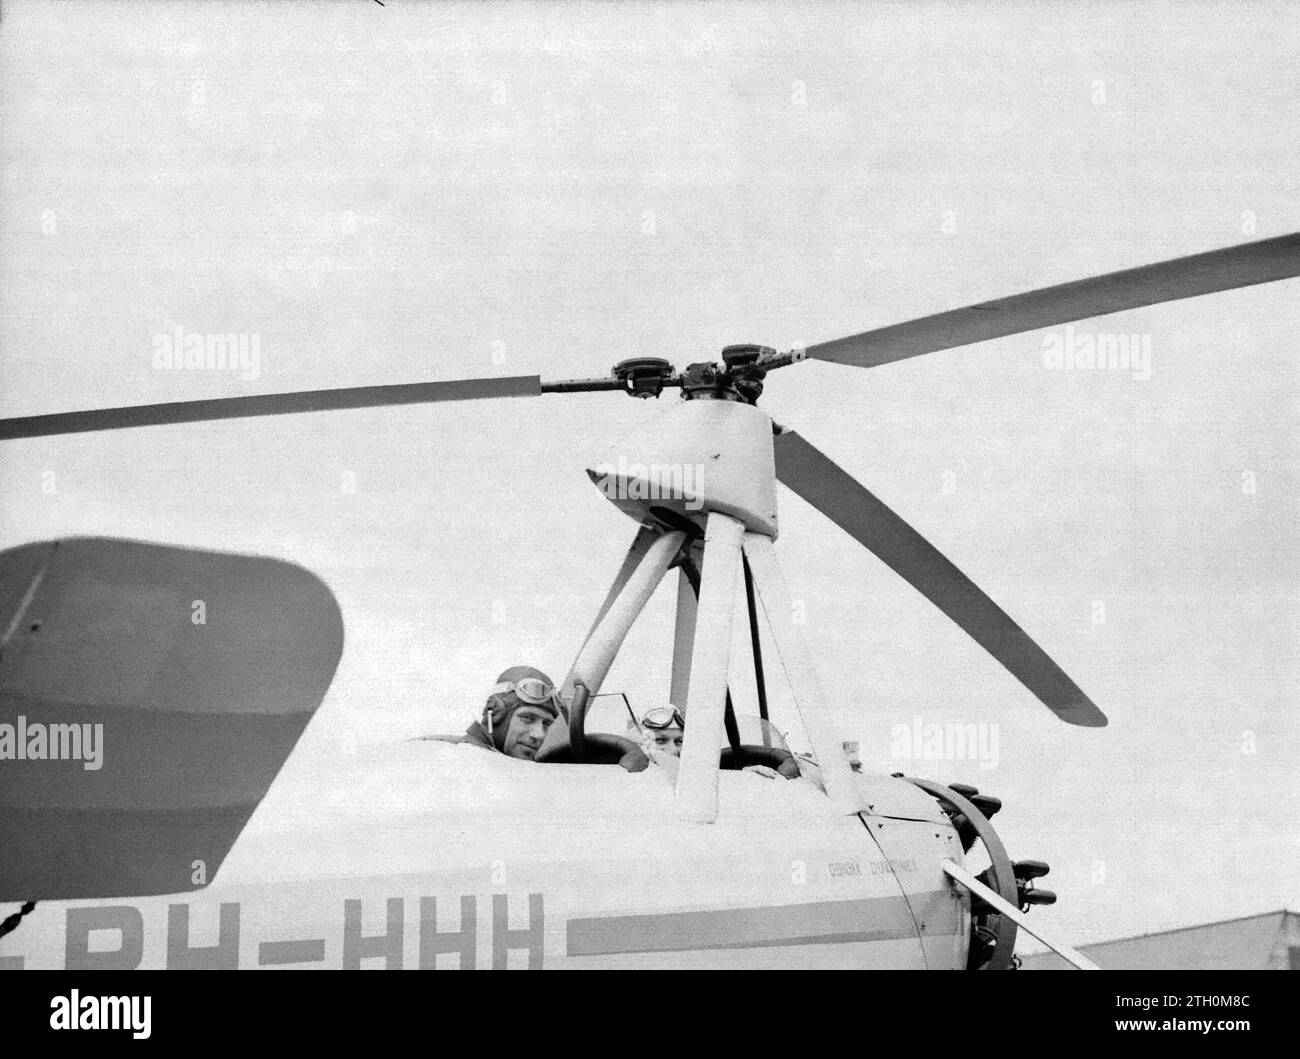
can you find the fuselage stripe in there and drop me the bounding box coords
[258,939,326,965]
[566,892,949,956]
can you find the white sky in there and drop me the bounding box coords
[2,0,1297,948]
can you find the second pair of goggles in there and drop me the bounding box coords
[642,706,685,730]
[490,676,559,707]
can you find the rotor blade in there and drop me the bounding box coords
[774,429,1106,727]
[0,375,542,441]
[807,232,1300,369]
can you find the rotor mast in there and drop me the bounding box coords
[544,367,861,822]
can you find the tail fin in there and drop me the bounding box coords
[0,537,344,901]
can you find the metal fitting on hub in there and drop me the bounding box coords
[612,357,674,398]
[721,344,776,369]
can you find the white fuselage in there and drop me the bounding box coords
[1,741,969,969]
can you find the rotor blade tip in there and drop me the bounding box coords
[1065,704,1108,728]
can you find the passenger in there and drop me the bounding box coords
[639,706,685,758]
[458,665,561,760]
[637,705,803,780]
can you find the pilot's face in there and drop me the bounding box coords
[502,705,555,760]
[650,727,684,757]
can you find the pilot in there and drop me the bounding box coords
[459,665,561,760]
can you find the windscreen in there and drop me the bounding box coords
[585,693,789,752]
[583,693,641,738]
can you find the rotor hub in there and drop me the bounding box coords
[679,345,774,404]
